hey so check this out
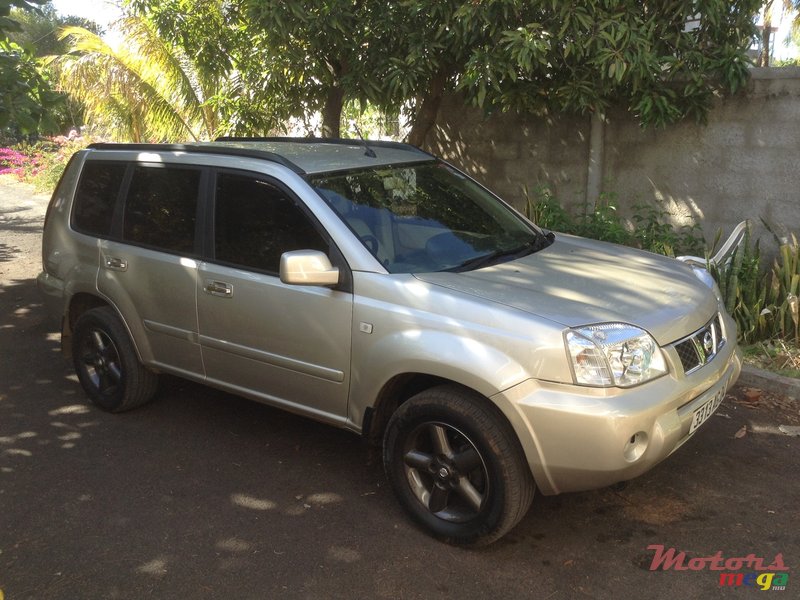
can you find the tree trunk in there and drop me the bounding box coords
[759,25,772,67]
[406,68,450,148]
[586,111,605,206]
[758,1,774,68]
[321,85,345,138]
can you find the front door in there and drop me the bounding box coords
[196,170,353,424]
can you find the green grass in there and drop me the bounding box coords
[742,341,800,379]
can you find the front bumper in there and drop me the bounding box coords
[494,331,741,496]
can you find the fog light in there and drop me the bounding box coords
[623,432,648,462]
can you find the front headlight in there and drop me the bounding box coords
[566,323,667,387]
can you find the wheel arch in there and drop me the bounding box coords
[364,373,448,444]
[362,371,547,497]
[63,292,147,363]
[363,374,520,451]
[70,299,159,412]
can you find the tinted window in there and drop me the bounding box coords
[72,162,126,236]
[122,165,200,254]
[214,172,327,273]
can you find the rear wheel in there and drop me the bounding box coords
[383,385,534,546]
[72,307,158,412]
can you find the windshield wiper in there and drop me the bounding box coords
[448,237,548,272]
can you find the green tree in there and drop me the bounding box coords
[0,38,61,134]
[123,0,285,136]
[457,1,761,127]
[8,2,101,56]
[6,2,102,133]
[1,0,62,136]
[244,1,761,144]
[757,0,798,66]
[242,0,478,141]
[53,16,220,141]
[53,1,760,144]
[243,0,377,138]
[786,0,800,51]
[0,0,44,34]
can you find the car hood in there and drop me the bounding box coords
[414,234,718,344]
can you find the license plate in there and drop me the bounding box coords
[689,379,728,434]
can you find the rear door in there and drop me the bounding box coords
[97,162,205,377]
[196,169,353,424]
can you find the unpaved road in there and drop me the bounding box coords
[1,177,799,599]
[0,179,48,279]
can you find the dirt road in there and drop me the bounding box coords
[0,179,48,280]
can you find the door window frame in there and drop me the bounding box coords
[204,167,353,293]
[115,162,208,258]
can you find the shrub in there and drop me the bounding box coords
[708,224,800,345]
[522,184,705,256]
[767,233,800,344]
[631,200,705,257]
[708,225,770,344]
[523,184,573,233]
[578,191,631,246]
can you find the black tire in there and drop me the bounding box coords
[383,385,534,546]
[72,306,158,412]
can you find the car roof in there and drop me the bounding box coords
[87,137,434,176]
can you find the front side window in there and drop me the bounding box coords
[311,162,550,273]
[71,161,127,236]
[214,172,328,273]
[122,165,201,254]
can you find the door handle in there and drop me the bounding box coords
[203,280,233,298]
[104,256,128,271]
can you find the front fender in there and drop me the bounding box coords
[347,328,529,430]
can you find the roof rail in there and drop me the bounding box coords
[214,136,434,157]
[86,142,306,175]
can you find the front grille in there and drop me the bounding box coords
[672,315,725,375]
[675,339,701,372]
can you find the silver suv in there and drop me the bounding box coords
[38,138,741,545]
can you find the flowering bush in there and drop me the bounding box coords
[0,136,93,192]
[0,147,29,176]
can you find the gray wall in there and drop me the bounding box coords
[428,68,800,248]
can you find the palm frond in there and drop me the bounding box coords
[53,23,212,141]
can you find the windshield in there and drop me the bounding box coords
[311,161,550,273]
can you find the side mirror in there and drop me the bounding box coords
[279,250,340,286]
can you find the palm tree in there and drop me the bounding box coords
[793,1,800,38]
[51,16,217,142]
[758,0,800,66]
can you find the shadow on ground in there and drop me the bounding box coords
[0,242,19,263]
[0,207,42,234]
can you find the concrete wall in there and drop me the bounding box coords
[427,68,800,248]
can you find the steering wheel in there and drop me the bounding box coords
[359,234,380,255]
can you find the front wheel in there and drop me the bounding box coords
[72,307,158,412]
[383,385,534,546]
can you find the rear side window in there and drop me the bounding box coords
[214,172,328,273]
[72,162,127,236]
[122,165,201,254]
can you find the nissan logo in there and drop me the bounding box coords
[702,330,714,356]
